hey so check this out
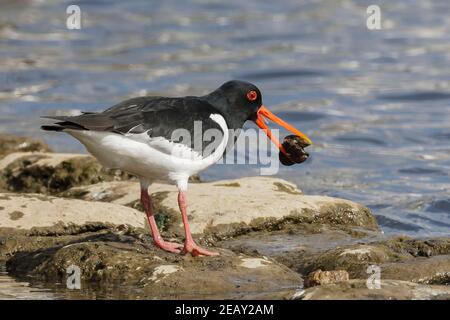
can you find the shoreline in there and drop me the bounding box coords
[0,134,449,300]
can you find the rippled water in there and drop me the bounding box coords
[1,0,449,237]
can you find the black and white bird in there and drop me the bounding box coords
[42,80,311,256]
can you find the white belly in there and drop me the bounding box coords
[66,114,229,186]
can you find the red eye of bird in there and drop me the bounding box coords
[246,90,258,102]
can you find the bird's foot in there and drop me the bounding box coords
[182,241,219,257]
[154,239,183,254]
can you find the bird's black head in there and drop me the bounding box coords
[204,79,312,154]
[204,80,263,129]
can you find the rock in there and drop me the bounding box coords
[221,229,450,288]
[0,134,51,159]
[62,177,378,237]
[304,269,349,288]
[0,223,121,263]
[296,237,450,280]
[299,243,395,278]
[5,227,303,299]
[299,279,450,300]
[221,221,377,247]
[0,135,445,300]
[381,255,450,285]
[0,152,134,194]
[0,193,145,231]
[218,223,380,269]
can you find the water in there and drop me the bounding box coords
[0,264,155,299]
[0,265,56,299]
[1,0,449,238]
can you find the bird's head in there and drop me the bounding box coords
[205,80,312,156]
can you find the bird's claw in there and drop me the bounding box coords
[154,240,183,254]
[182,242,219,257]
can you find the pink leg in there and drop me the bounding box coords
[178,191,219,257]
[140,188,182,254]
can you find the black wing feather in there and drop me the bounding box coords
[42,96,226,153]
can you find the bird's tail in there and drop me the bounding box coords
[40,114,98,132]
[41,112,115,131]
[41,124,66,131]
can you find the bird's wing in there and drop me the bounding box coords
[42,96,228,157]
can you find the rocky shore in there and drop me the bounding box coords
[0,134,449,299]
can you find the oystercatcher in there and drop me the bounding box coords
[42,80,311,256]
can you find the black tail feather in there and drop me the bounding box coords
[41,119,87,132]
[40,113,111,131]
[41,125,65,131]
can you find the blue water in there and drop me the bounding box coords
[0,0,449,237]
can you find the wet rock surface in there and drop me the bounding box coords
[292,237,450,282]
[219,226,450,297]
[300,279,450,300]
[0,136,448,300]
[4,225,302,299]
[0,223,118,263]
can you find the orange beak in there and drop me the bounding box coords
[255,106,312,155]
